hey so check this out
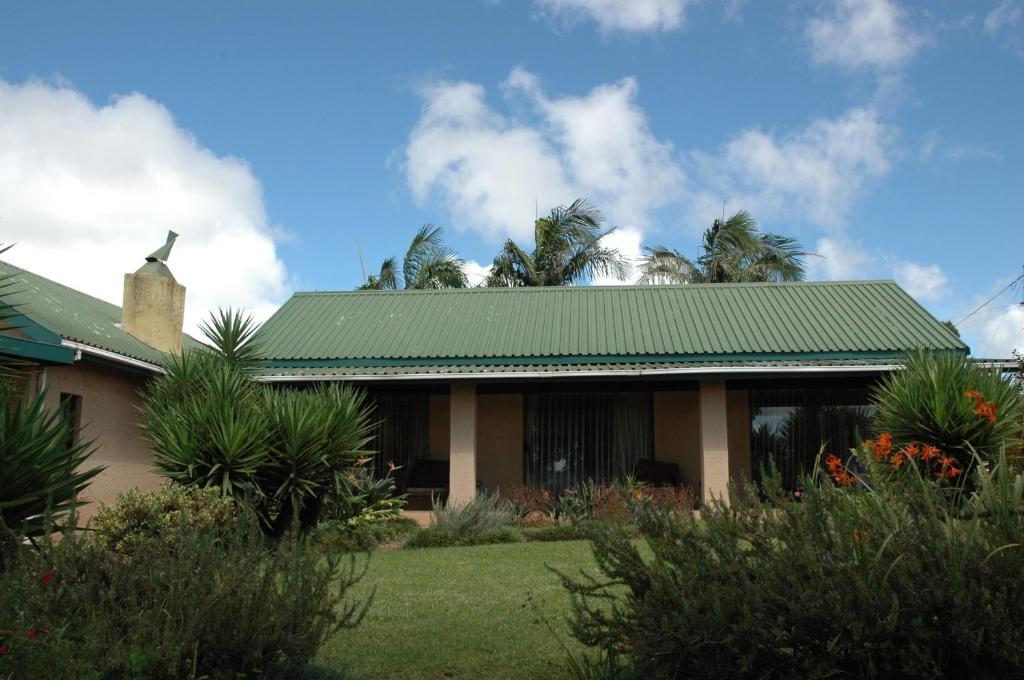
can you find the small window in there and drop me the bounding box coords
[58,393,82,451]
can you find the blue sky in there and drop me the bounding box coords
[0,0,1022,356]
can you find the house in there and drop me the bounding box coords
[253,281,973,506]
[0,233,195,512]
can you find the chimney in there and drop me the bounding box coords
[122,231,185,354]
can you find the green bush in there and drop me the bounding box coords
[314,516,420,553]
[558,450,1024,679]
[0,383,102,540]
[430,490,513,536]
[90,483,238,554]
[142,311,377,534]
[871,350,1023,467]
[405,526,522,549]
[0,512,367,679]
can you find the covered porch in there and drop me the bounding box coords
[365,375,877,509]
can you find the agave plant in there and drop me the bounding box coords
[871,350,1023,466]
[0,384,103,538]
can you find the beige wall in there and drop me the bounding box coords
[43,361,159,517]
[653,389,702,487]
[476,393,523,491]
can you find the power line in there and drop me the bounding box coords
[954,273,1024,325]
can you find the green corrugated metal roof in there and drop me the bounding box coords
[257,281,966,370]
[0,260,201,367]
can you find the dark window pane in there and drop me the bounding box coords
[750,388,874,490]
[524,391,653,491]
[368,392,430,477]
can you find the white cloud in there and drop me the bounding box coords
[534,0,693,32]
[984,1,1024,57]
[592,227,643,285]
[405,69,683,243]
[690,108,894,228]
[463,260,492,287]
[806,0,925,70]
[809,237,949,303]
[974,304,1024,357]
[893,260,948,302]
[0,79,288,333]
[809,236,873,280]
[406,80,573,241]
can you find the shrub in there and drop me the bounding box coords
[499,484,556,525]
[0,512,366,678]
[142,310,377,534]
[324,460,406,529]
[558,450,1024,679]
[89,483,238,555]
[0,383,103,540]
[314,516,420,553]
[430,490,513,536]
[871,350,1023,468]
[405,526,522,549]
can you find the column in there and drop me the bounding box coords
[699,380,730,505]
[448,382,477,505]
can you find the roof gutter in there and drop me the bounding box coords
[61,340,166,374]
[256,363,904,382]
[255,359,1019,383]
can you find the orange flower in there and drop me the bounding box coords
[633,489,647,501]
[920,445,941,462]
[974,402,997,424]
[386,460,397,471]
[903,443,920,460]
[889,451,906,469]
[875,432,893,458]
[354,457,369,467]
[946,465,963,479]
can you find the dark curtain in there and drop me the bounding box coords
[368,392,430,478]
[524,391,653,491]
[749,388,874,490]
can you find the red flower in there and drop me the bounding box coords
[0,645,6,656]
[40,571,53,585]
[26,628,38,640]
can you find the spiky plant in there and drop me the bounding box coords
[871,350,1023,466]
[0,384,103,538]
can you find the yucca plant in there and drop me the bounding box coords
[0,384,103,538]
[871,350,1023,467]
[143,310,377,534]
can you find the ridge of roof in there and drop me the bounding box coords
[290,279,901,297]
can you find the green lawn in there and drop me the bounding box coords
[318,540,600,679]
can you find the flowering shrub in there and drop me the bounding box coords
[559,449,1024,679]
[499,485,556,526]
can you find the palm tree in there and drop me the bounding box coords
[360,225,468,290]
[638,211,809,284]
[486,199,630,287]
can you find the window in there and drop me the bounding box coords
[523,391,653,490]
[367,391,430,478]
[58,393,82,452]
[749,388,874,490]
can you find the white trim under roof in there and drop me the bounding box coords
[60,340,165,374]
[255,359,1019,383]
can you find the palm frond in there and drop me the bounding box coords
[638,246,698,285]
[199,308,264,368]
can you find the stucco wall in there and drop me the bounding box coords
[476,393,523,491]
[42,360,159,516]
[653,389,702,487]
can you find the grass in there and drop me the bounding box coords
[318,540,600,679]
